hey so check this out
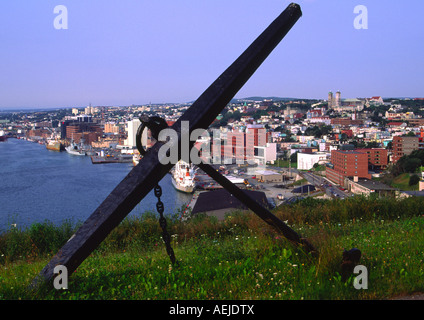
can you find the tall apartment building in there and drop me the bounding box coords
[223,131,247,164]
[124,118,147,149]
[326,150,371,185]
[392,136,419,163]
[104,123,120,134]
[357,148,388,170]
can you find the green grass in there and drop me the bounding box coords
[1,196,424,300]
[271,160,297,169]
[390,173,419,191]
[312,164,326,172]
[289,178,308,186]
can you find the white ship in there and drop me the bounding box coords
[65,141,86,156]
[65,138,95,156]
[171,160,196,193]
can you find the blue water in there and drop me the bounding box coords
[0,138,192,232]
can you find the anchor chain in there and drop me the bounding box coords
[154,184,177,265]
[136,116,178,266]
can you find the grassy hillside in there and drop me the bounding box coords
[390,173,419,191]
[1,196,424,300]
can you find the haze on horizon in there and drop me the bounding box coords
[0,0,423,110]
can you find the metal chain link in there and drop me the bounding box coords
[154,184,178,266]
[136,116,177,266]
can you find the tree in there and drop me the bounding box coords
[321,124,333,136]
[409,174,420,186]
[405,131,417,137]
[365,141,380,148]
[410,149,424,164]
[403,157,421,173]
[290,152,298,163]
[339,133,348,143]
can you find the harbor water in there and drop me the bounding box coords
[0,138,192,232]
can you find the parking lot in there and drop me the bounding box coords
[194,163,350,209]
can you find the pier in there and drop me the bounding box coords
[91,155,133,164]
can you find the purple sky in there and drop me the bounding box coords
[1,0,423,109]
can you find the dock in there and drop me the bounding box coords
[91,155,133,164]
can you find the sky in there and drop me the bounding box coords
[0,0,423,109]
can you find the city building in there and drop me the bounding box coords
[368,96,384,105]
[328,92,333,108]
[347,179,396,197]
[327,90,341,108]
[104,123,120,134]
[64,121,103,145]
[335,91,341,107]
[191,189,268,220]
[331,118,364,127]
[254,143,277,165]
[407,119,424,127]
[124,118,147,150]
[297,152,329,170]
[216,125,272,164]
[223,131,247,164]
[76,114,93,123]
[255,170,283,183]
[356,148,388,170]
[326,150,371,185]
[392,136,419,163]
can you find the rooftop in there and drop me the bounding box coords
[191,189,268,215]
[255,170,281,176]
[354,179,396,191]
[334,150,366,155]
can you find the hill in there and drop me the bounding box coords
[1,196,424,300]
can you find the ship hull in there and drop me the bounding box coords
[65,147,85,156]
[46,142,62,151]
[171,175,195,193]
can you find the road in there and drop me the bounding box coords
[301,171,348,199]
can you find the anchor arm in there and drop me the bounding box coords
[197,162,316,255]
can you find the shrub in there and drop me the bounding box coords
[409,174,420,186]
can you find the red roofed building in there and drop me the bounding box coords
[387,122,404,128]
[369,96,384,104]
